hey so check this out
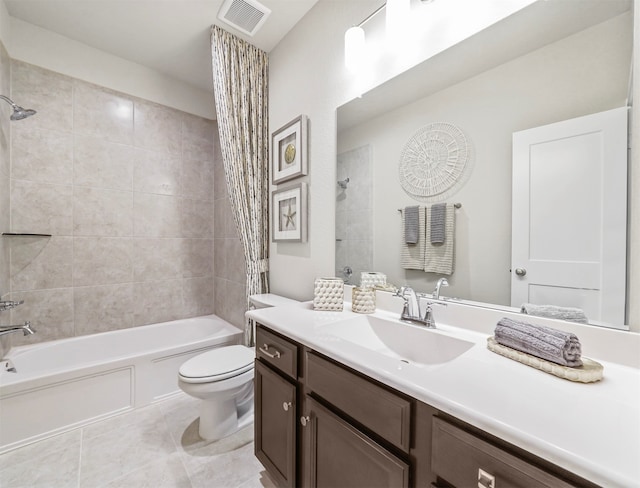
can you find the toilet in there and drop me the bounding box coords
[178,293,300,441]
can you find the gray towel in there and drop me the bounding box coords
[520,303,589,324]
[404,206,420,244]
[401,207,426,270]
[494,317,582,367]
[430,203,446,244]
[424,203,455,274]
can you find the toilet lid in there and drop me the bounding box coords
[179,345,254,382]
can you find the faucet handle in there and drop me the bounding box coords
[422,305,435,328]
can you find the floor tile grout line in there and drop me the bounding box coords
[76,428,84,488]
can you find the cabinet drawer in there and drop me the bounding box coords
[305,351,411,452]
[256,326,298,379]
[432,417,576,488]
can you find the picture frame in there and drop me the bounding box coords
[272,114,308,184]
[272,182,307,242]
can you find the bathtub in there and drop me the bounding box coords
[0,314,242,453]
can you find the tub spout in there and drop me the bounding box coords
[0,321,35,337]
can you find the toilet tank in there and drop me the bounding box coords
[249,294,300,309]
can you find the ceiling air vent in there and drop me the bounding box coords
[217,0,272,37]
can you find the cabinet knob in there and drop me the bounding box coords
[282,401,292,412]
[478,469,495,488]
[300,415,310,427]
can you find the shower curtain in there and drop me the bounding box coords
[210,25,269,347]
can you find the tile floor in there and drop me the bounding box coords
[0,393,276,488]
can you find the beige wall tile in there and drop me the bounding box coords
[133,279,183,325]
[74,187,133,236]
[214,278,246,329]
[181,198,214,238]
[10,60,73,133]
[134,100,181,156]
[133,148,182,196]
[9,287,74,345]
[11,180,73,235]
[10,236,73,291]
[134,193,182,237]
[74,283,134,335]
[182,238,213,278]
[132,237,183,281]
[74,81,134,145]
[74,237,133,286]
[182,113,214,161]
[11,125,73,184]
[183,158,214,201]
[183,277,214,317]
[74,134,135,191]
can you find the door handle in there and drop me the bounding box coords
[515,267,527,276]
[282,401,292,412]
[300,415,310,427]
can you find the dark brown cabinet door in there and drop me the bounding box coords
[301,396,410,488]
[255,360,297,488]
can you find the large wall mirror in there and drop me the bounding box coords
[336,0,633,330]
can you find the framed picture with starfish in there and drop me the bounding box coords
[272,182,307,242]
[272,115,308,184]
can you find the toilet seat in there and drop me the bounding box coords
[179,345,254,384]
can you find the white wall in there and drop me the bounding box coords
[268,0,536,302]
[5,17,214,119]
[337,13,631,310]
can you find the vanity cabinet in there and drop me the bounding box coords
[254,327,300,488]
[254,324,599,488]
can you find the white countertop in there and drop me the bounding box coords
[247,301,640,488]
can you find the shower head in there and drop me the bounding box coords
[337,177,350,189]
[0,95,37,121]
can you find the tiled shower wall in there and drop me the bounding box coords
[0,43,10,356]
[5,60,246,349]
[335,145,373,284]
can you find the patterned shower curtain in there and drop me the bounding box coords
[210,25,269,346]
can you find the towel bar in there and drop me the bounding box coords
[398,203,461,212]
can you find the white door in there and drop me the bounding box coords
[511,107,627,327]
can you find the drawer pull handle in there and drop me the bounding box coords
[259,344,281,359]
[282,401,292,412]
[478,469,495,488]
[300,415,310,427]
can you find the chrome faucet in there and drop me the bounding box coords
[433,278,449,299]
[0,321,35,337]
[395,286,435,328]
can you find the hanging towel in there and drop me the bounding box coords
[424,203,455,275]
[494,317,583,367]
[400,206,426,270]
[430,203,447,244]
[521,303,589,324]
[404,206,420,244]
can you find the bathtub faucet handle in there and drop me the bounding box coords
[0,300,25,312]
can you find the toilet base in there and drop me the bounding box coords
[197,384,254,441]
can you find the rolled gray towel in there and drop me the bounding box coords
[404,206,420,244]
[494,317,583,367]
[430,203,446,244]
[520,303,589,324]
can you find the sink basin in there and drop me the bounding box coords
[322,315,474,367]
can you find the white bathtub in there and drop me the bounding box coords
[0,314,242,453]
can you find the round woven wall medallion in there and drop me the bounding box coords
[398,122,473,202]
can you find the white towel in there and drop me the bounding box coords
[424,203,455,274]
[400,206,426,270]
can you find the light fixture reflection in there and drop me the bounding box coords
[344,26,366,72]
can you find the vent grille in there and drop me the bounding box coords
[217,0,271,37]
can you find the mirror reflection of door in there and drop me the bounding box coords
[511,107,628,327]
